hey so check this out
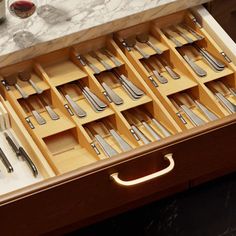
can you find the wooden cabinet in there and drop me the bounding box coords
[0,5,235,235]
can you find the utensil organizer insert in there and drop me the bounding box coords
[0,9,235,191]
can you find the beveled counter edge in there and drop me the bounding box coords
[0,0,209,68]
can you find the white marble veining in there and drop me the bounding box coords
[0,0,209,66]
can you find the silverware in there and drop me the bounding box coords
[38,95,60,120]
[131,125,151,144]
[193,44,225,71]
[180,24,204,41]
[155,57,180,80]
[5,74,29,99]
[102,122,132,152]
[90,52,113,70]
[87,126,118,157]
[144,60,168,84]
[100,48,122,67]
[76,82,107,112]
[24,99,46,125]
[112,70,144,99]
[4,130,38,177]
[124,36,150,59]
[184,93,218,121]
[0,148,14,173]
[179,50,207,77]
[101,82,124,105]
[77,54,101,74]
[173,26,194,43]
[136,33,163,54]
[151,118,172,137]
[215,92,236,114]
[18,71,43,94]
[163,30,183,47]
[59,87,87,118]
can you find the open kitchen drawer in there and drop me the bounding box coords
[0,5,235,235]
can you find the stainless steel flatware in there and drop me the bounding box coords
[180,24,204,41]
[193,44,225,71]
[100,48,122,67]
[77,54,101,74]
[174,26,194,43]
[215,92,236,114]
[179,50,207,77]
[5,74,29,99]
[18,71,43,94]
[112,70,144,99]
[25,99,46,125]
[90,51,113,70]
[151,118,172,137]
[144,60,168,84]
[124,36,150,59]
[184,93,218,121]
[131,124,151,144]
[155,57,180,80]
[4,130,38,177]
[163,30,183,47]
[101,82,124,105]
[136,33,163,54]
[0,148,14,173]
[59,87,87,118]
[38,95,60,120]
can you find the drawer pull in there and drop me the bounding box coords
[110,153,174,186]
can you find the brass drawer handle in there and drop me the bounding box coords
[110,153,174,186]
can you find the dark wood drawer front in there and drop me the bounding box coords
[0,120,235,235]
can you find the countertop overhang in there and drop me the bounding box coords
[0,0,209,67]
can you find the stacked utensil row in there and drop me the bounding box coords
[208,81,236,114]
[77,48,122,74]
[0,102,38,177]
[171,92,219,127]
[163,24,226,77]
[86,121,133,158]
[142,56,180,85]
[4,70,43,98]
[124,108,172,145]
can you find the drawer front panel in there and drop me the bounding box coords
[0,119,235,235]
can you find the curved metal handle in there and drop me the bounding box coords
[110,153,174,186]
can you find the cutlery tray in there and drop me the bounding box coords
[0,7,235,235]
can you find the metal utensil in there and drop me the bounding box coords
[163,30,183,47]
[18,71,43,94]
[155,57,180,80]
[136,33,163,54]
[180,24,204,41]
[215,92,236,114]
[131,125,151,144]
[151,118,172,137]
[179,50,207,77]
[24,99,46,125]
[0,148,14,173]
[193,44,225,71]
[102,121,132,152]
[90,52,113,70]
[4,130,38,177]
[59,87,87,118]
[88,126,118,157]
[184,93,218,121]
[4,74,29,99]
[100,48,122,67]
[124,36,150,59]
[77,54,101,74]
[38,95,60,120]
[144,60,168,84]
[101,82,124,105]
[174,26,194,43]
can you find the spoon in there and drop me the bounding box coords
[136,33,163,54]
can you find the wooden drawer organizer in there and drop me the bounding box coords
[0,7,235,235]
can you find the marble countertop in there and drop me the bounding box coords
[0,0,209,67]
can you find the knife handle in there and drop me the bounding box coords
[19,147,38,177]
